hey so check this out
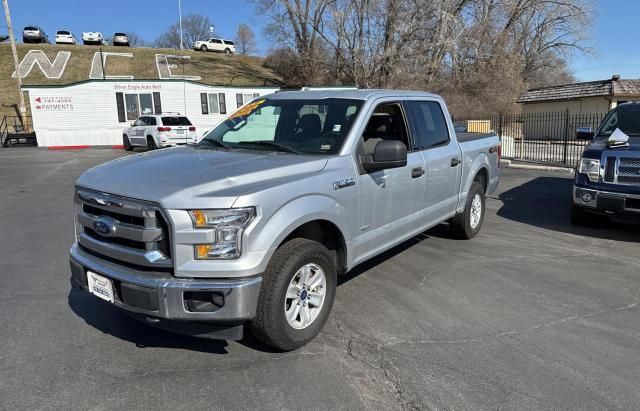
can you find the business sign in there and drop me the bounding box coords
[33,96,74,111]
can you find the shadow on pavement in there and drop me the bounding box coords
[67,279,230,354]
[497,176,640,242]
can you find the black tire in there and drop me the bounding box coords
[224,48,231,55]
[123,135,133,151]
[251,238,337,351]
[450,181,485,239]
[146,136,157,151]
[570,203,591,226]
[200,45,208,52]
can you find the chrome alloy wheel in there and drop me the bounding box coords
[284,263,327,329]
[470,193,482,229]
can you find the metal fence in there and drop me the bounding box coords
[453,110,606,168]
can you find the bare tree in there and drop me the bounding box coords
[154,14,215,49]
[259,0,593,114]
[235,23,258,55]
[126,32,147,48]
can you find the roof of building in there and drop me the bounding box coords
[517,78,640,103]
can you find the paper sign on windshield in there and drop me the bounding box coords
[228,99,266,120]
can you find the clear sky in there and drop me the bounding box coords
[3,0,638,82]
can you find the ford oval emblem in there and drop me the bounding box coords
[93,217,116,237]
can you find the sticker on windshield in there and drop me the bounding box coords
[228,99,266,120]
[332,124,341,132]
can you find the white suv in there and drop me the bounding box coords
[55,30,77,45]
[123,114,197,150]
[82,32,104,45]
[193,38,236,54]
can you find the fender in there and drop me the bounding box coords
[456,152,490,214]
[244,193,351,263]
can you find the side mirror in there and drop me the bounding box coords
[576,127,594,140]
[363,140,407,172]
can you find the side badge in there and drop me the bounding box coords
[333,178,355,190]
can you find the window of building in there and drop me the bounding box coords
[236,93,261,108]
[200,93,227,115]
[118,92,161,122]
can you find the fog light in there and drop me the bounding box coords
[581,192,593,202]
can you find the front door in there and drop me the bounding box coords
[354,101,426,263]
[129,117,146,145]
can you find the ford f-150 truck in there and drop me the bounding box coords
[70,90,500,350]
[572,102,640,225]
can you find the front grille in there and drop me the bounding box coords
[75,189,173,271]
[615,157,640,186]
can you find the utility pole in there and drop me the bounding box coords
[2,0,26,114]
[178,0,184,50]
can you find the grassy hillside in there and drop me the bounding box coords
[0,43,281,118]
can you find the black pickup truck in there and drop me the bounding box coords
[572,102,640,225]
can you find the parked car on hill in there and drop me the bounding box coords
[22,26,48,43]
[193,38,236,54]
[572,102,640,225]
[122,114,197,150]
[55,30,77,45]
[112,32,129,46]
[82,31,104,45]
[70,90,500,351]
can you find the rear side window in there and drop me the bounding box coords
[162,117,192,126]
[406,101,450,149]
[223,40,234,45]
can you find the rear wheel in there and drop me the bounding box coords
[200,45,208,52]
[224,48,231,55]
[123,135,133,151]
[146,136,157,151]
[251,238,337,351]
[450,181,485,239]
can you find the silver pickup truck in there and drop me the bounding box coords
[70,90,500,350]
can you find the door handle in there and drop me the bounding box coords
[411,167,425,178]
[451,158,461,167]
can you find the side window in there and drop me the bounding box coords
[406,101,450,149]
[208,93,220,113]
[236,93,243,108]
[133,118,144,126]
[361,102,410,155]
[147,117,157,126]
[219,93,227,114]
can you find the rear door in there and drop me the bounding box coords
[405,99,461,223]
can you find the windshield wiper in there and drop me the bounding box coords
[236,141,302,154]
[197,139,232,150]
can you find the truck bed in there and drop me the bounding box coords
[456,132,496,143]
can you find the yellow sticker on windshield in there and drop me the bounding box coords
[228,99,266,120]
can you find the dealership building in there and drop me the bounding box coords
[22,80,279,148]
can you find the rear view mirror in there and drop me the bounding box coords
[576,127,594,140]
[363,140,407,172]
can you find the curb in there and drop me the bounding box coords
[501,159,574,173]
[46,145,124,150]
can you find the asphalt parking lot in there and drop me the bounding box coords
[1,148,639,410]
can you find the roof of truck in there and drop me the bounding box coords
[266,89,441,101]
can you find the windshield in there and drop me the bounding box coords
[200,98,364,155]
[596,105,640,139]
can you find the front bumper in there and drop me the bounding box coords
[573,185,640,223]
[69,243,262,322]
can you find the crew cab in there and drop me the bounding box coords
[193,38,236,54]
[70,90,500,350]
[82,32,104,45]
[123,114,197,150]
[572,102,640,225]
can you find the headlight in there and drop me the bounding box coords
[578,158,600,182]
[189,208,255,259]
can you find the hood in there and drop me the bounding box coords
[76,147,328,209]
[583,138,640,158]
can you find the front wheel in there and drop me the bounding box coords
[450,181,485,239]
[224,48,231,55]
[123,135,133,151]
[251,238,337,351]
